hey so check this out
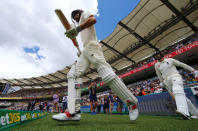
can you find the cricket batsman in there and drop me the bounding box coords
[154,51,198,120]
[52,9,139,121]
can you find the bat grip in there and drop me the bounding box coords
[72,38,78,47]
[77,47,81,55]
[72,38,81,54]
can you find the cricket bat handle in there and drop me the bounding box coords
[55,9,81,54]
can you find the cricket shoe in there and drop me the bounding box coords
[175,110,190,120]
[191,115,198,119]
[52,111,81,121]
[127,100,139,121]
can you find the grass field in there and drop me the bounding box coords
[10,113,198,131]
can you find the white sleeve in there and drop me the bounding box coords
[171,58,195,72]
[154,63,163,82]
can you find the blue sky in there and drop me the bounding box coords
[95,0,140,40]
[24,46,45,60]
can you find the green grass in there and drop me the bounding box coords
[10,113,198,131]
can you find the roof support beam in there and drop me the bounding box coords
[84,75,92,80]
[100,41,136,63]
[14,79,26,85]
[49,74,62,80]
[24,78,44,88]
[119,21,159,51]
[160,0,197,32]
[33,77,59,88]
[57,71,67,76]
[32,77,45,83]
[2,79,23,88]
[12,79,67,87]
[13,79,33,88]
[41,76,63,87]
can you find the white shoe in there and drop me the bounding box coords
[128,103,139,121]
[175,110,190,120]
[52,112,81,121]
[191,115,198,119]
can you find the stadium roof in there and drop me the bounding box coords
[0,0,198,89]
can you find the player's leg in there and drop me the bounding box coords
[90,100,93,112]
[84,41,138,120]
[171,76,190,120]
[67,54,89,115]
[110,103,113,114]
[186,98,198,119]
[93,96,98,112]
[52,63,82,120]
[98,66,138,120]
[52,55,89,121]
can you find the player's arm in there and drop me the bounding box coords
[171,58,198,77]
[154,64,163,82]
[78,15,96,30]
[65,15,96,39]
[171,58,195,72]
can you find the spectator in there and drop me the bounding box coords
[116,96,123,113]
[58,97,62,113]
[53,94,59,113]
[88,81,98,114]
[103,95,109,114]
[27,101,31,111]
[138,88,146,96]
[62,95,68,112]
[44,101,49,112]
[108,92,114,114]
[97,97,102,113]
[39,102,44,111]
[30,99,36,111]
[154,86,162,93]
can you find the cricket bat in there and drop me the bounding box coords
[55,9,81,54]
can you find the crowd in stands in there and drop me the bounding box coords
[3,96,67,113]
[6,87,66,98]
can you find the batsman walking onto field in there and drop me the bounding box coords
[154,51,198,120]
[52,9,139,121]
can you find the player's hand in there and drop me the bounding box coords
[77,52,81,57]
[193,70,198,79]
[160,82,165,87]
[65,28,78,39]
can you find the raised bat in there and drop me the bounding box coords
[55,9,81,54]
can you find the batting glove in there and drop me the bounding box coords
[194,70,198,78]
[65,26,82,39]
[160,82,165,87]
